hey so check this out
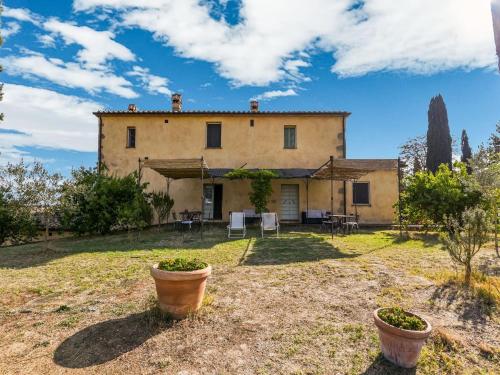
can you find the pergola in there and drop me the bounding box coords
[141,157,209,239]
[140,156,400,240]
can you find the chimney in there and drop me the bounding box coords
[250,100,259,112]
[128,104,137,112]
[172,93,182,112]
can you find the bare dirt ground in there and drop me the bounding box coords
[0,228,498,374]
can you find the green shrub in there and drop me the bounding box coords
[398,163,483,230]
[60,166,152,235]
[158,258,208,272]
[378,307,426,331]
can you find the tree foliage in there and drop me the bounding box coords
[399,163,483,231]
[0,161,39,245]
[426,94,452,173]
[469,125,500,256]
[151,191,174,229]
[461,129,472,173]
[60,166,152,235]
[399,135,427,175]
[224,169,278,213]
[443,207,492,285]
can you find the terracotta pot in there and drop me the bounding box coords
[150,264,212,319]
[373,308,432,368]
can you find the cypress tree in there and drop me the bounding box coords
[460,129,472,173]
[426,94,452,173]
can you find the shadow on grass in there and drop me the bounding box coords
[243,232,360,265]
[362,353,416,375]
[430,281,495,326]
[53,307,173,368]
[382,231,441,248]
[0,226,241,269]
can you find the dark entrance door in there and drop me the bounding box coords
[213,184,223,220]
[203,184,223,220]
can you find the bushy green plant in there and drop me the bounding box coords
[378,307,426,331]
[157,258,208,272]
[224,169,278,213]
[60,166,152,235]
[398,163,483,231]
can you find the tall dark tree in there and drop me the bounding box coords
[460,129,472,173]
[426,94,452,173]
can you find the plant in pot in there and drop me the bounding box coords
[150,258,211,319]
[373,307,432,368]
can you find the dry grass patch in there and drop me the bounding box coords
[0,228,498,374]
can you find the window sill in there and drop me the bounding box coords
[205,147,222,149]
[284,147,297,150]
[126,146,136,149]
[352,204,371,207]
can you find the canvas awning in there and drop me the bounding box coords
[310,158,397,180]
[142,158,209,179]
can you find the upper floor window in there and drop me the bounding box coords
[127,127,136,148]
[206,123,221,148]
[353,182,370,205]
[284,125,296,149]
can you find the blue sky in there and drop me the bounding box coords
[0,0,498,174]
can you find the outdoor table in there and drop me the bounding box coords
[327,214,357,235]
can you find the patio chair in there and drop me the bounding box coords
[261,213,279,238]
[342,213,359,234]
[227,212,246,238]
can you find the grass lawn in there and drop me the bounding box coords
[0,226,498,374]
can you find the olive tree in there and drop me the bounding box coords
[443,207,492,285]
[151,191,174,230]
[29,162,63,249]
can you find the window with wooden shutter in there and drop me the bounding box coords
[353,182,370,205]
[127,127,136,148]
[284,126,296,149]
[206,123,221,148]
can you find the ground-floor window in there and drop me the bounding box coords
[353,182,370,205]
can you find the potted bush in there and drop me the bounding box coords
[373,307,432,368]
[150,258,211,319]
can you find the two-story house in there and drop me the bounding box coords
[94,94,399,224]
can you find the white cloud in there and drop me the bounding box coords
[0,84,99,163]
[0,53,138,98]
[43,19,135,69]
[252,88,297,101]
[73,0,497,85]
[2,6,41,25]
[37,34,57,48]
[127,66,171,95]
[1,22,21,38]
[328,0,498,77]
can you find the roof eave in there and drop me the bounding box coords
[93,111,351,117]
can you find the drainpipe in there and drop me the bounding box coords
[97,116,103,174]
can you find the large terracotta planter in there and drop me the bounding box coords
[150,264,212,319]
[373,308,432,368]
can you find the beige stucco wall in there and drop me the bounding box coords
[99,113,397,224]
[344,170,398,224]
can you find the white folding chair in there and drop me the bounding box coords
[261,213,279,238]
[227,212,246,238]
